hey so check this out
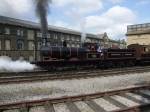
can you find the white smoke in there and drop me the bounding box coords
[80,18,86,43]
[0,56,36,72]
[66,6,87,44]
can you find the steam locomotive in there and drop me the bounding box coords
[34,41,150,70]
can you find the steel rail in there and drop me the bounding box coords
[0,66,150,84]
[0,85,150,111]
[0,66,150,77]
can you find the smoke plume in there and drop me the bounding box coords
[0,56,36,72]
[80,18,86,44]
[35,0,51,46]
[66,3,87,45]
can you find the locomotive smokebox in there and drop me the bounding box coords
[40,46,51,56]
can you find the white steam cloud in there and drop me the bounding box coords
[66,4,87,43]
[0,56,36,72]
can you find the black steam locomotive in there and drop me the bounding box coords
[34,41,150,70]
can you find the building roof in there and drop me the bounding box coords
[86,33,99,39]
[126,23,150,35]
[97,32,108,39]
[86,32,108,40]
[0,15,125,44]
[0,15,81,35]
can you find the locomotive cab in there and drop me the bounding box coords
[83,42,99,51]
[83,42,104,60]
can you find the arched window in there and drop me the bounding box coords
[17,40,24,50]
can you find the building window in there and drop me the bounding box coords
[17,40,24,50]
[38,42,42,50]
[28,30,34,40]
[0,40,1,50]
[61,36,64,41]
[5,28,10,35]
[60,34,64,41]
[17,29,21,36]
[86,39,91,42]
[17,29,24,36]
[37,32,42,38]
[19,56,24,60]
[47,33,51,38]
[5,40,11,50]
[72,37,75,41]
[0,27,3,34]
[77,37,80,42]
[28,41,34,50]
[29,56,34,62]
[47,42,51,46]
[66,35,70,40]
[21,30,24,36]
[54,34,58,40]
[37,54,40,61]
[72,44,75,47]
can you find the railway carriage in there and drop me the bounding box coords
[128,44,150,64]
[103,49,136,67]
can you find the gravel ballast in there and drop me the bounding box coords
[0,72,150,105]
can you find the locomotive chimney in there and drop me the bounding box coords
[35,0,51,46]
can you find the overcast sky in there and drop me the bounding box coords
[0,0,149,40]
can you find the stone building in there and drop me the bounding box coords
[86,33,126,49]
[0,16,126,62]
[0,16,81,61]
[126,23,150,46]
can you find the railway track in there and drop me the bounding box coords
[0,85,150,112]
[0,66,150,84]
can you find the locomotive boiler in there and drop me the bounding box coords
[40,45,87,61]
